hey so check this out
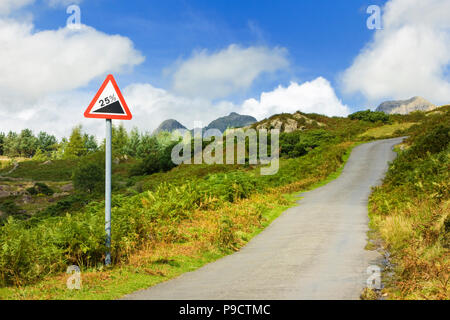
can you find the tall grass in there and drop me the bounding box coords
[369,117,449,299]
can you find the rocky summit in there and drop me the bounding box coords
[153,119,187,135]
[375,96,437,115]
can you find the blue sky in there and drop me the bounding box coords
[0,0,449,137]
[29,0,386,107]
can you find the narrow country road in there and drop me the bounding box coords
[123,137,404,300]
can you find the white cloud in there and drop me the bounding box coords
[124,77,349,136]
[0,18,144,104]
[0,84,235,139]
[0,0,143,138]
[341,0,450,105]
[0,4,347,139]
[123,83,236,133]
[241,77,350,119]
[0,0,34,15]
[0,89,93,138]
[0,77,349,139]
[171,44,289,99]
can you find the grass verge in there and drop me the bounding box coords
[366,124,449,300]
[359,122,416,139]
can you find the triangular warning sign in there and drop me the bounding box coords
[84,74,132,120]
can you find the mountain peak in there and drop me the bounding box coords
[206,112,257,133]
[153,119,187,135]
[375,97,436,115]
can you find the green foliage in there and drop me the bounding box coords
[64,126,86,158]
[124,127,140,157]
[200,172,262,202]
[136,133,159,159]
[279,129,335,158]
[83,134,98,154]
[0,132,5,155]
[111,124,129,157]
[369,113,450,299]
[3,109,446,288]
[0,159,77,181]
[0,136,350,286]
[3,132,19,157]
[408,125,449,159]
[0,200,21,218]
[37,132,57,154]
[26,183,54,196]
[32,194,91,220]
[31,148,47,161]
[18,129,38,158]
[349,110,391,123]
[217,215,239,251]
[130,142,177,176]
[72,153,105,194]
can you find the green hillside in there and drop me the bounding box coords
[0,107,448,300]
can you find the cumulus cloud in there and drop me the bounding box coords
[0,83,235,139]
[171,44,289,99]
[0,19,144,104]
[0,89,94,138]
[0,77,349,139]
[0,0,34,15]
[123,83,237,133]
[0,0,143,138]
[241,77,350,119]
[0,4,346,139]
[122,78,347,136]
[341,0,450,105]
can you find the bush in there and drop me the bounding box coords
[130,142,177,176]
[27,182,54,196]
[72,154,105,194]
[348,110,391,123]
[280,129,335,158]
[409,124,450,158]
[0,200,22,217]
[33,194,91,220]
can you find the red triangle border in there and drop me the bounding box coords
[84,74,132,120]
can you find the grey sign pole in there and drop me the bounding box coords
[105,118,112,265]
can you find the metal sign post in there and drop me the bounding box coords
[105,119,112,265]
[84,74,132,266]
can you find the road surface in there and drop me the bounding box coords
[123,137,404,300]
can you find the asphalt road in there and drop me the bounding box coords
[123,137,404,300]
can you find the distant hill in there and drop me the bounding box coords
[375,96,437,115]
[205,112,256,133]
[154,112,257,137]
[153,119,187,135]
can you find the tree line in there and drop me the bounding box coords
[0,124,177,163]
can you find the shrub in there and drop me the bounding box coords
[72,155,105,194]
[348,110,391,123]
[0,200,21,217]
[280,129,335,158]
[217,215,239,251]
[33,194,90,220]
[130,142,177,176]
[27,182,54,196]
[409,124,450,158]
